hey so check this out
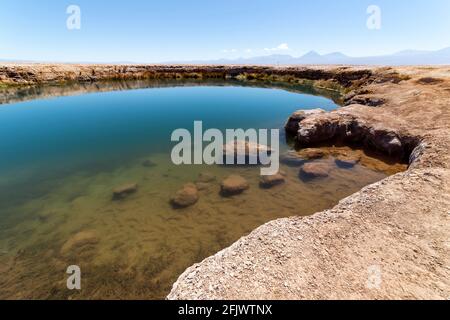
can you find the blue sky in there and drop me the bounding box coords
[1,0,450,62]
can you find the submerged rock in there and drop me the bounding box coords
[142,159,157,168]
[112,183,138,200]
[60,231,99,256]
[298,148,326,160]
[260,174,286,189]
[197,172,216,183]
[195,182,212,191]
[281,148,326,167]
[335,154,361,168]
[37,210,54,223]
[220,175,249,196]
[299,162,333,179]
[280,151,306,166]
[171,183,199,208]
[223,140,272,164]
[285,109,326,135]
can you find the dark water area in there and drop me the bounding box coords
[0,80,405,299]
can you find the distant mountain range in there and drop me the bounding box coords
[172,47,450,66]
[2,47,450,66]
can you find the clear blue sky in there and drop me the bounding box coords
[1,0,450,62]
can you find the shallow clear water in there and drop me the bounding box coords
[0,82,405,299]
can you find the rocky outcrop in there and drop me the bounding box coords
[294,106,416,160]
[285,105,417,162]
[285,109,326,135]
[344,93,385,107]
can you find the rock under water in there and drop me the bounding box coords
[112,183,138,200]
[220,175,250,196]
[299,162,333,180]
[171,183,199,208]
[260,174,286,189]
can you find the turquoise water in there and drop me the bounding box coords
[0,85,336,208]
[0,83,403,299]
[0,85,336,168]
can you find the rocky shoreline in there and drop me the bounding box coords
[0,64,376,87]
[167,66,450,299]
[1,64,449,299]
[0,63,403,105]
